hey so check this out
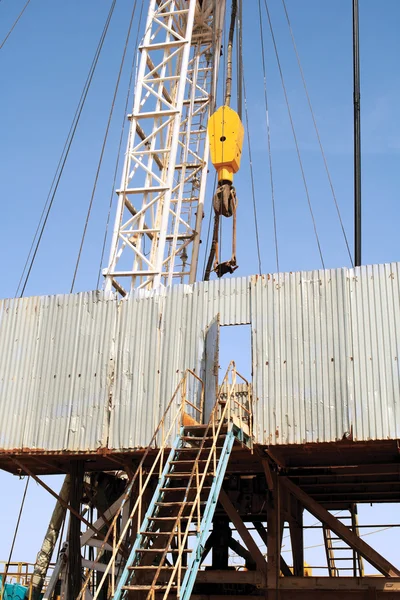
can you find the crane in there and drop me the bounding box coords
[103,0,242,295]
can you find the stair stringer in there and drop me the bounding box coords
[179,427,236,600]
[113,436,180,599]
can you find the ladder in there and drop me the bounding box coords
[323,505,364,577]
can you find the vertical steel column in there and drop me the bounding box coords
[353,0,362,267]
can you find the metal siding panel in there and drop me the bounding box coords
[110,293,163,450]
[192,277,251,326]
[160,286,188,442]
[0,296,37,450]
[204,316,220,421]
[385,264,400,437]
[251,265,400,445]
[0,292,115,452]
[350,263,400,441]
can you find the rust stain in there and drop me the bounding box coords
[0,446,117,456]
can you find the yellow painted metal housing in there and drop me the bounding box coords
[208,105,244,183]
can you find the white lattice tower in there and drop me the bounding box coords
[105,0,226,294]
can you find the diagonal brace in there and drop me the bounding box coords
[281,476,400,577]
[219,489,267,576]
[252,521,292,577]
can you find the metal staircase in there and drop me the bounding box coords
[323,505,364,577]
[115,368,252,600]
[115,423,240,599]
[78,363,252,600]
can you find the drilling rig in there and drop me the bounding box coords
[103,0,242,294]
[1,2,400,600]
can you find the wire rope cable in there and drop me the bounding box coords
[218,12,228,268]
[15,1,117,297]
[4,0,116,560]
[96,0,145,290]
[1,477,30,595]
[281,524,397,554]
[236,0,243,120]
[0,0,31,50]
[281,0,353,267]
[70,0,140,292]
[263,0,325,268]
[258,0,279,272]
[243,71,262,275]
[202,172,218,280]
[224,0,237,107]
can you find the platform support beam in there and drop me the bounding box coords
[267,472,281,588]
[281,476,400,577]
[289,495,304,577]
[219,488,267,575]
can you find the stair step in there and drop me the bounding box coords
[170,459,210,464]
[128,566,188,571]
[123,585,179,591]
[175,446,224,452]
[140,531,198,537]
[183,424,223,430]
[159,486,212,492]
[155,501,207,507]
[135,548,192,553]
[181,435,227,441]
[148,517,193,522]
[165,472,213,478]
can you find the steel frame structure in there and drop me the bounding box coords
[105,0,226,294]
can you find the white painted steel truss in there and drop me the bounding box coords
[105,0,226,294]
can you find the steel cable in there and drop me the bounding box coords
[243,72,262,275]
[0,0,31,50]
[258,0,279,273]
[281,0,353,267]
[263,0,325,269]
[202,172,218,280]
[70,1,142,291]
[1,477,30,598]
[96,0,145,290]
[16,1,117,297]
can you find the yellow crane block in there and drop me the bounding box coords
[208,105,244,184]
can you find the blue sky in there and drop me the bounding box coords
[0,0,400,576]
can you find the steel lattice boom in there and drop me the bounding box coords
[105,0,225,294]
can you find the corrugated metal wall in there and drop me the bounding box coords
[251,263,400,444]
[0,292,116,452]
[349,263,400,441]
[251,269,352,445]
[0,264,399,453]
